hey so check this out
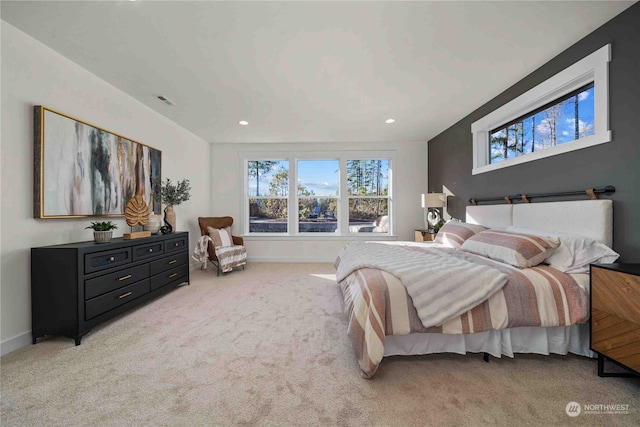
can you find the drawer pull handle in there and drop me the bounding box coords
[109,257,115,262]
[168,260,177,265]
[175,243,179,247]
[118,292,133,299]
[168,273,178,278]
[148,248,153,253]
[118,274,132,281]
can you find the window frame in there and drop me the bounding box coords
[241,151,395,238]
[471,44,611,175]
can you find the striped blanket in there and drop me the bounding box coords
[335,242,508,329]
[336,243,589,378]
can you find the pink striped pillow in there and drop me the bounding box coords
[434,222,487,248]
[460,229,560,268]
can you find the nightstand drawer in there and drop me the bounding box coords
[414,230,435,242]
[85,264,150,300]
[590,264,640,376]
[85,279,150,320]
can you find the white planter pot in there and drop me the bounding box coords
[93,231,113,243]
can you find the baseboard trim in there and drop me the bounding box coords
[247,257,335,263]
[1,331,32,356]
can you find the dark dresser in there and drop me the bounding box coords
[590,263,640,377]
[31,232,190,345]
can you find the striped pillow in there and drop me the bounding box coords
[434,222,487,248]
[207,226,233,248]
[460,229,560,268]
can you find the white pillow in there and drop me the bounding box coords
[506,226,619,273]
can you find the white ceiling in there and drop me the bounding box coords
[1,1,634,144]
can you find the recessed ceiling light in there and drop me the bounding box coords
[385,118,396,124]
[239,120,249,126]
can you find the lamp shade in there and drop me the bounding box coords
[421,193,446,208]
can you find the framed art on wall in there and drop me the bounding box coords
[34,106,162,218]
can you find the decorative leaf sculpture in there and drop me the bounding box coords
[125,195,150,227]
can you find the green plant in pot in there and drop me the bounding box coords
[432,219,445,234]
[153,178,191,234]
[86,220,118,243]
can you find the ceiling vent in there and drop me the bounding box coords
[154,94,175,106]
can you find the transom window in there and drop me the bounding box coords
[472,44,611,175]
[490,83,594,164]
[242,152,394,237]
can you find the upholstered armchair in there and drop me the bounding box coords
[197,216,246,275]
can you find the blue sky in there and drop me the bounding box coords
[248,159,389,197]
[490,86,594,162]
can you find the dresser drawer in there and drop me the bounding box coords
[150,252,188,276]
[85,279,150,320]
[85,248,132,274]
[165,236,188,253]
[150,264,188,291]
[85,264,150,300]
[132,241,164,261]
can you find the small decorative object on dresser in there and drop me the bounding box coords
[143,213,162,234]
[590,263,640,377]
[153,178,191,234]
[85,221,118,243]
[123,194,152,240]
[31,232,190,345]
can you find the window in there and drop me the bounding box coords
[347,160,389,234]
[243,152,394,237]
[297,160,339,233]
[472,44,611,175]
[490,84,594,164]
[247,160,289,233]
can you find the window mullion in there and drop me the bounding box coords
[289,157,297,236]
[339,158,348,235]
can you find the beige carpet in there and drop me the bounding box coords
[2,262,639,427]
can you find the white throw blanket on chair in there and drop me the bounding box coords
[193,235,212,269]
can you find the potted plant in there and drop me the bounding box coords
[86,220,118,243]
[153,178,191,233]
[432,219,446,235]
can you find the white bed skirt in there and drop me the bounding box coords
[384,323,595,359]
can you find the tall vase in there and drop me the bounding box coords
[164,205,176,233]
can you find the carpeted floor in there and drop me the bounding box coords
[1,262,639,426]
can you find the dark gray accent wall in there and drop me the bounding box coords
[428,3,640,262]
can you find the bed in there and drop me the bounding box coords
[335,199,618,378]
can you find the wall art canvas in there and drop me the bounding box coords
[34,106,162,218]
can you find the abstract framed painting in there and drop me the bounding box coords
[34,106,162,218]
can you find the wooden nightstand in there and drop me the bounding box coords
[590,263,640,377]
[414,229,435,242]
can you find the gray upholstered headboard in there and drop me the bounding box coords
[466,199,613,247]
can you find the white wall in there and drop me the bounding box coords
[0,22,211,354]
[211,141,427,262]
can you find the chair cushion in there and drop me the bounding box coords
[207,226,233,248]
